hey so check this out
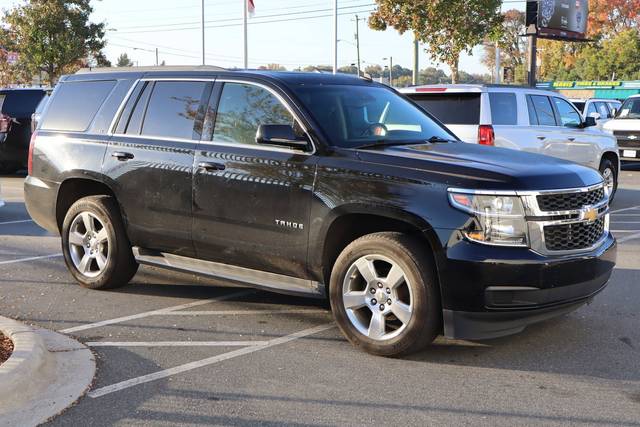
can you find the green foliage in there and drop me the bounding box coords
[0,0,106,84]
[482,9,527,83]
[116,53,134,68]
[369,0,502,83]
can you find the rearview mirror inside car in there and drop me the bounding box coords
[256,124,309,149]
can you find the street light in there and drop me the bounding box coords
[133,47,159,66]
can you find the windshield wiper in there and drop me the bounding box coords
[354,136,457,150]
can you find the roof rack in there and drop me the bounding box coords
[76,65,227,74]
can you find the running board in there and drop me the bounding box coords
[132,247,325,298]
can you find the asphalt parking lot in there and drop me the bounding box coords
[1,167,640,427]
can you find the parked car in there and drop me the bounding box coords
[25,68,616,356]
[0,88,48,174]
[570,98,621,127]
[401,85,620,199]
[603,94,640,163]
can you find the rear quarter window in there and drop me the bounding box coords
[409,93,480,125]
[489,92,517,125]
[41,80,116,132]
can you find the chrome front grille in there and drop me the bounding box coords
[521,183,610,255]
[543,218,605,251]
[536,187,605,212]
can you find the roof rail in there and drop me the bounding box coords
[76,65,227,74]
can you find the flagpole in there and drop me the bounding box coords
[332,0,338,74]
[243,0,249,69]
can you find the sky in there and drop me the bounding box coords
[0,0,527,74]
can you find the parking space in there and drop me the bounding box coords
[2,174,640,426]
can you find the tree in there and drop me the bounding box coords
[574,29,640,80]
[0,0,106,84]
[482,9,526,83]
[116,53,133,68]
[258,63,287,71]
[588,0,640,36]
[369,0,502,83]
[419,67,448,84]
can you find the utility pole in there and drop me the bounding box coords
[494,41,501,84]
[353,15,362,77]
[333,0,338,74]
[155,48,159,67]
[412,35,419,86]
[526,24,537,87]
[201,0,205,65]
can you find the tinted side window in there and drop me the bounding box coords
[213,82,294,146]
[528,95,557,126]
[126,82,153,135]
[410,94,480,125]
[489,92,517,125]
[41,81,116,131]
[141,81,207,140]
[553,98,581,127]
[1,91,44,117]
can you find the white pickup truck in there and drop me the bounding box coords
[401,84,621,199]
[603,94,640,164]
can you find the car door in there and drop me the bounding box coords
[103,79,211,257]
[550,96,599,168]
[192,80,317,277]
[524,94,563,157]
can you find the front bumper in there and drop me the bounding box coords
[437,231,617,340]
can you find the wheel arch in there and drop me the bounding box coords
[317,205,446,300]
[600,150,620,173]
[55,177,118,232]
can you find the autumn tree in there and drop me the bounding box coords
[0,0,106,84]
[482,9,527,83]
[116,53,134,68]
[588,0,640,36]
[369,0,502,83]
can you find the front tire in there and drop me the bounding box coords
[599,158,618,202]
[61,196,138,290]
[329,232,441,357]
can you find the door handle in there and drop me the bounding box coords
[111,151,134,161]
[568,137,576,141]
[536,136,546,141]
[198,161,225,171]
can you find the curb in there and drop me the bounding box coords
[0,316,47,394]
[0,316,96,427]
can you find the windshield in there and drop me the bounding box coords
[292,84,455,148]
[617,98,640,119]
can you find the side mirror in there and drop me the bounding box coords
[256,124,309,149]
[582,116,597,128]
[589,112,601,121]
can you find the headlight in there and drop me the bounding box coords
[448,190,529,247]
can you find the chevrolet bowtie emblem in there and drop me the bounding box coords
[582,207,598,222]
[629,135,638,140]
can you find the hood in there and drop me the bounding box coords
[355,142,604,191]
[604,118,640,132]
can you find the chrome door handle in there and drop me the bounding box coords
[111,151,134,161]
[198,161,225,171]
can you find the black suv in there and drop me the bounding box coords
[25,68,616,356]
[0,88,47,173]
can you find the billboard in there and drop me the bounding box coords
[526,0,589,41]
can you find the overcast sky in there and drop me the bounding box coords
[0,0,526,74]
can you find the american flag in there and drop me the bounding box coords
[248,0,255,16]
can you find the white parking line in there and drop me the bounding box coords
[87,341,270,347]
[0,253,62,265]
[159,309,328,316]
[0,219,33,225]
[610,221,640,224]
[59,289,254,334]
[610,205,640,214]
[87,323,335,398]
[618,231,640,244]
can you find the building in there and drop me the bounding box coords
[537,80,640,101]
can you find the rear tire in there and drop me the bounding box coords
[329,232,441,357]
[61,195,138,290]
[599,158,617,202]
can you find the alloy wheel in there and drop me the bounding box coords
[341,254,413,341]
[68,212,110,278]
[602,167,615,196]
